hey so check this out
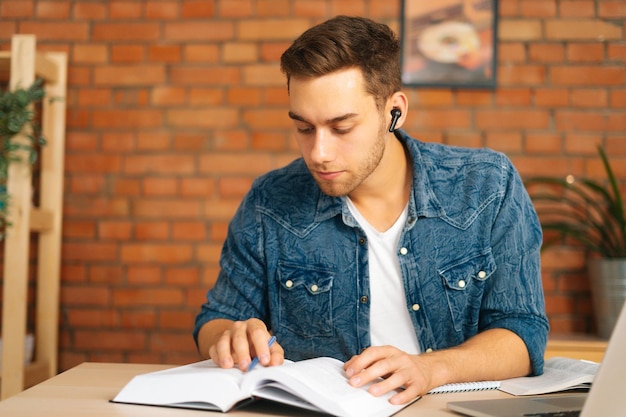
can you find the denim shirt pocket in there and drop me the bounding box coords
[277,262,334,338]
[438,251,496,333]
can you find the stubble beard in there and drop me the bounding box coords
[312,121,387,198]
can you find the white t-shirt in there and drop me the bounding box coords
[346,198,421,355]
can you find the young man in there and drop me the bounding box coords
[194,16,549,405]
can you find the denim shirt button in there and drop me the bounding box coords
[478,270,486,279]
[285,279,293,288]
[458,280,466,288]
[359,237,366,245]
[311,284,319,292]
[426,348,433,353]
[411,303,420,311]
[399,247,408,255]
[360,296,368,304]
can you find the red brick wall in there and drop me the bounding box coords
[0,0,625,371]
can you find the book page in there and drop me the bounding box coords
[112,360,246,411]
[245,357,410,417]
[499,357,599,396]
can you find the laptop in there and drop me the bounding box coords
[448,299,626,417]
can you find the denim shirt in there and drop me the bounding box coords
[194,130,549,375]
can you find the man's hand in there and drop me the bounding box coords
[344,346,430,405]
[201,318,284,371]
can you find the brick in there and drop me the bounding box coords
[525,133,562,154]
[93,23,160,41]
[173,133,207,151]
[238,19,310,41]
[411,89,455,107]
[20,21,89,40]
[180,178,216,197]
[165,21,234,41]
[159,310,196,329]
[498,42,527,62]
[164,267,200,285]
[498,19,543,41]
[558,1,595,18]
[220,0,253,17]
[551,66,625,86]
[109,1,142,18]
[227,87,262,106]
[564,134,603,154]
[494,88,532,106]
[148,45,181,62]
[143,178,178,196]
[546,19,622,40]
[62,242,119,262]
[184,45,220,62]
[189,88,224,105]
[151,87,186,106]
[610,90,626,108]
[498,64,546,85]
[406,110,472,130]
[67,309,118,327]
[92,109,163,128]
[120,311,157,329]
[485,132,523,154]
[170,67,241,85]
[65,154,122,173]
[73,2,106,19]
[534,88,569,107]
[127,266,162,285]
[145,1,179,19]
[181,0,215,18]
[37,1,71,19]
[243,108,298,129]
[89,266,124,284]
[121,244,193,264]
[243,64,284,86]
[133,200,202,218]
[202,199,241,220]
[167,108,239,128]
[1,0,34,18]
[63,220,97,239]
[63,197,130,217]
[75,330,146,350]
[223,42,258,63]
[112,178,141,196]
[199,153,273,174]
[608,43,626,61]
[135,221,170,240]
[94,65,166,85]
[475,110,550,129]
[251,131,288,151]
[137,132,171,150]
[172,221,207,240]
[99,221,133,240]
[554,110,606,131]
[123,155,196,175]
[77,88,111,106]
[218,177,254,198]
[102,132,136,152]
[196,243,224,263]
[566,43,605,62]
[598,1,626,18]
[330,0,366,16]
[111,45,146,62]
[528,43,565,62]
[520,0,557,17]
[69,175,106,194]
[294,0,327,18]
[570,88,608,108]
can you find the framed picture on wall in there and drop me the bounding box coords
[400,0,498,89]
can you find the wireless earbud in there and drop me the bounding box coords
[388,108,401,132]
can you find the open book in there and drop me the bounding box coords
[499,356,600,396]
[112,357,413,417]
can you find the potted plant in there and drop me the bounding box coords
[525,145,626,339]
[0,78,46,240]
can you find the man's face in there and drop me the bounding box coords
[288,68,389,197]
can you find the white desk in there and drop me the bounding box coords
[0,362,515,416]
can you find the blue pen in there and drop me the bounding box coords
[247,335,276,371]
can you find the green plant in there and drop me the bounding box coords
[0,78,46,239]
[525,145,626,258]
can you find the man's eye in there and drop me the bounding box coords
[333,127,351,134]
[297,126,314,134]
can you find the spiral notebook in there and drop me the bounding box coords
[429,380,500,394]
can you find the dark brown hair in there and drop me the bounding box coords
[280,16,401,109]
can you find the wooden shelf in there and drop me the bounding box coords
[1,35,67,400]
